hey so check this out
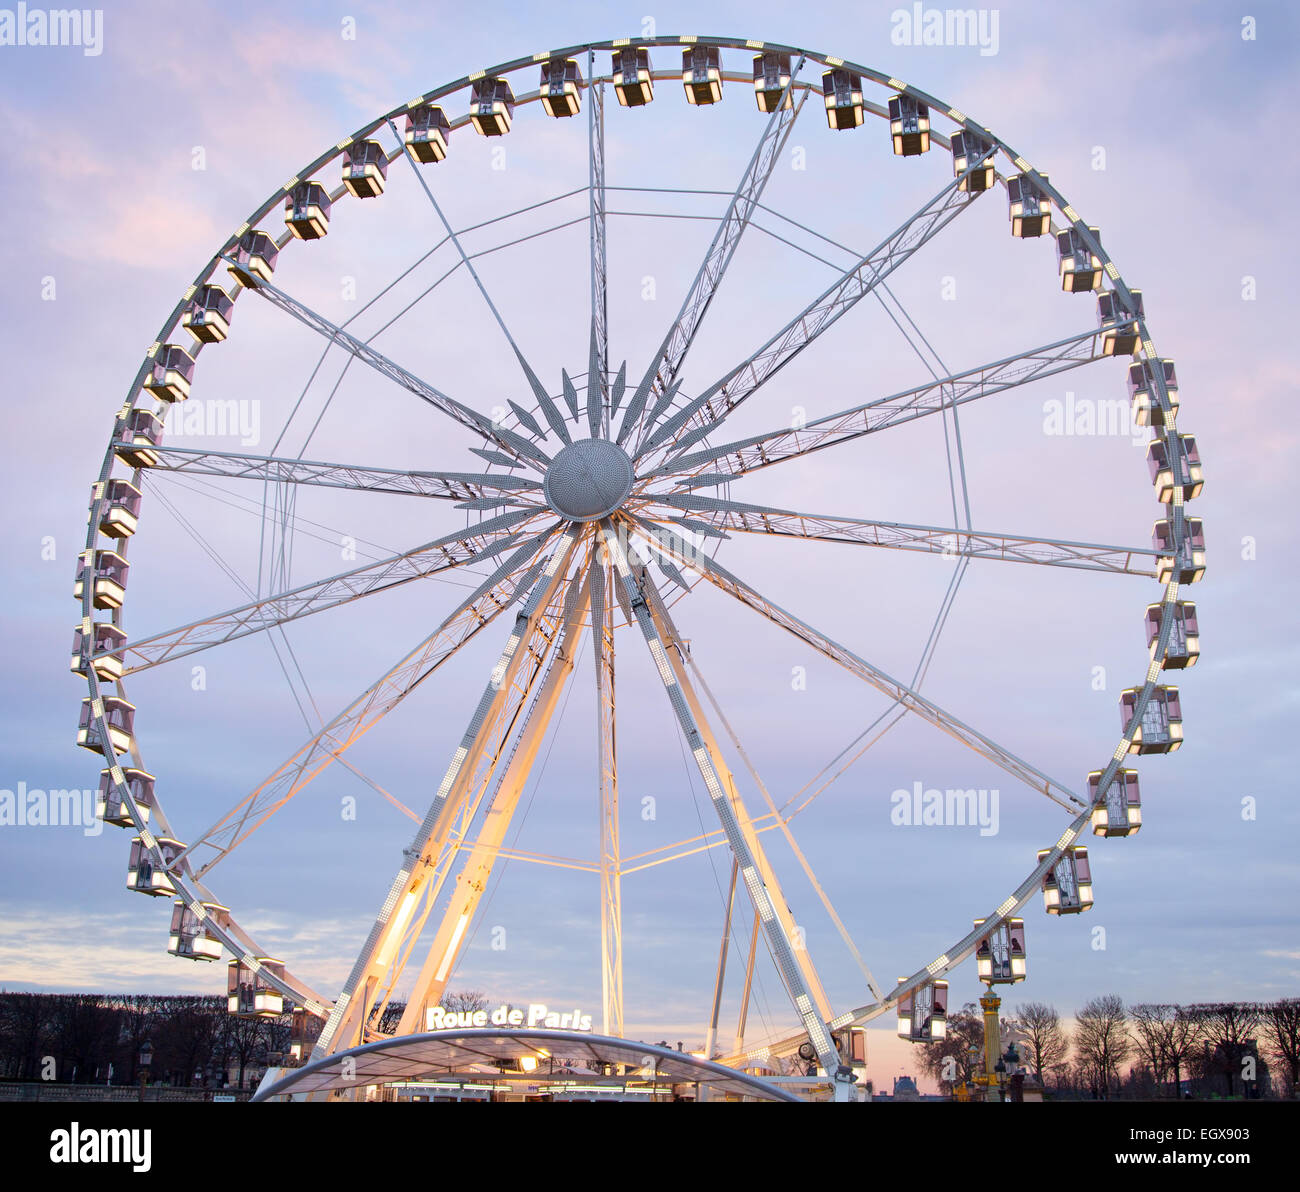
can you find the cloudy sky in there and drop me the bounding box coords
[1,0,1296,1090]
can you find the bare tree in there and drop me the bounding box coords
[441,990,488,1013]
[1192,1002,1262,1097]
[1073,995,1131,1100]
[1015,1001,1068,1085]
[1130,1004,1174,1095]
[1261,998,1300,1098]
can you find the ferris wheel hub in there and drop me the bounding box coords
[542,438,635,522]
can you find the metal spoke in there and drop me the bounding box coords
[650,327,1107,481]
[141,446,542,500]
[628,516,1084,812]
[587,52,610,437]
[620,56,808,451]
[229,264,550,468]
[641,494,1158,577]
[114,510,550,673]
[636,143,998,462]
[183,529,560,877]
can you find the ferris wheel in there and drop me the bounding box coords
[73,35,1203,1093]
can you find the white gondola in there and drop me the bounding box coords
[1057,226,1103,292]
[1089,769,1141,837]
[71,622,127,682]
[1153,516,1205,584]
[470,77,515,136]
[1146,601,1199,670]
[97,766,155,828]
[284,181,331,240]
[823,69,864,130]
[78,695,134,756]
[180,284,235,344]
[682,45,722,105]
[897,978,948,1041]
[752,51,792,112]
[1098,289,1143,356]
[1038,846,1094,914]
[290,1007,323,1063]
[92,478,142,539]
[169,900,229,961]
[228,958,286,1017]
[1121,685,1183,754]
[226,229,280,287]
[1007,172,1051,237]
[128,835,183,896]
[1147,434,1203,503]
[142,344,195,403]
[613,47,653,107]
[405,103,451,162]
[974,918,1026,984]
[540,58,582,118]
[114,409,163,469]
[888,94,930,154]
[74,549,129,610]
[1128,358,1179,428]
[951,129,993,190]
[831,1026,868,1067]
[342,140,388,198]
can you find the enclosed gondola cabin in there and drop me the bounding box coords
[1098,289,1144,356]
[128,835,184,896]
[1146,601,1199,669]
[951,129,993,190]
[1089,769,1141,837]
[97,766,155,828]
[823,69,864,130]
[1121,685,1183,753]
[78,695,134,756]
[1038,846,1093,914]
[1007,172,1051,237]
[682,46,722,105]
[1128,358,1179,428]
[613,47,653,107]
[888,94,930,154]
[284,181,331,240]
[228,958,286,1017]
[1057,226,1103,292]
[74,549,129,610]
[180,285,235,344]
[93,478,142,539]
[169,900,229,961]
[1153,516,1205,584]
[897,978,948,1041]
[1147,434,1203,503]
[831,1027,868,1067]
[142,345,195,403]
[405,103,451,162]
[114,409,163,469]
[752,51,793,112]
[71,622,127,682]
[540,58,582,118]
[290,1008,323,1063]
[470,77,515,136]
[342,140,388,198]
[226,229,279,288]
[974,918,1026,984]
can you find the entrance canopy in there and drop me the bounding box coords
[252,1028,800,1102]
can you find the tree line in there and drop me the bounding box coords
[918,995,1300,1099]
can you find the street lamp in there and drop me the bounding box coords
[137,1040,153,1103]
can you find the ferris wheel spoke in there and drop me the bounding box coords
[141,445,543,501]
[315,526,586,1058]
[230,266,551,468]
[620,57,808,452]
[647,326,1108,482]
[599,519,846,1079]
[183,528,561,877]
[586,54,610,437]
[115,510,550,674]
[629,515,1085,812]
[634,143,998,465]
[640,495,1158,577]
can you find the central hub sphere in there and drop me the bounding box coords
[543,438,635,523]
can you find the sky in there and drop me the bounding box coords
[1,0,1297,1093]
